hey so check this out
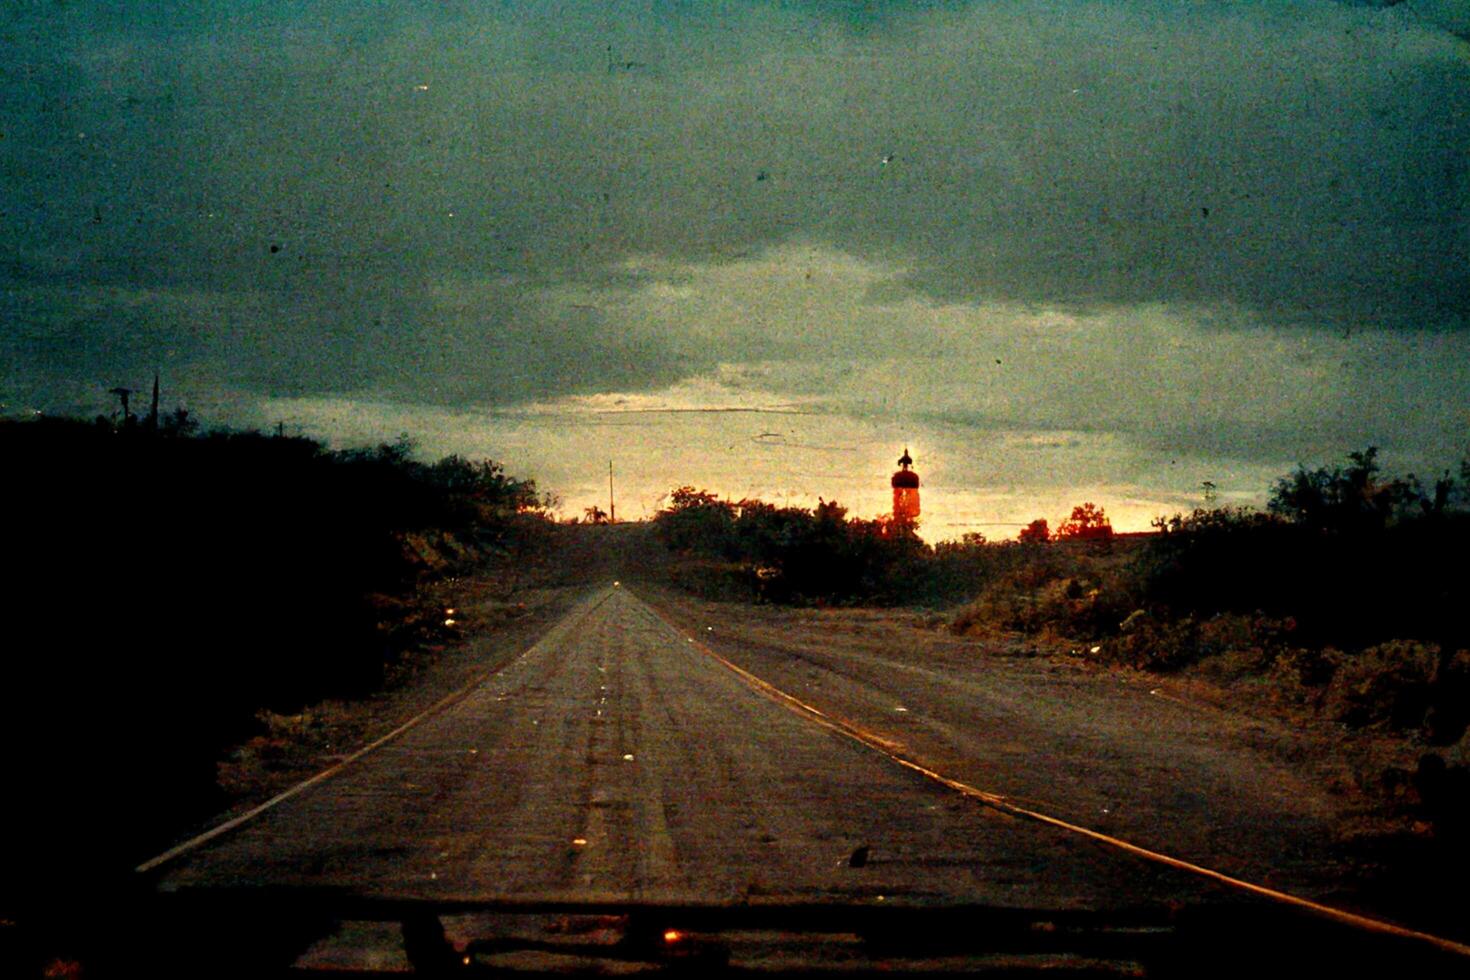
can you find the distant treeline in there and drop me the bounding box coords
[653,447,1470,655]
[0,413,546,900]
[651,488,933,603]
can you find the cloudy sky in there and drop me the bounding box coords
[4,1,1468,535]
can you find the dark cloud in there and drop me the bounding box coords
[2,0,1467,419]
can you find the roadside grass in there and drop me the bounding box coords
[218,702,367,796]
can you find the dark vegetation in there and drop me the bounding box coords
[1,411,549,910]
[651,449,1470,841]
[648,490,1117,606]
[647,492,1120,608]
[649,487,948,605]
[955,448,1470,843]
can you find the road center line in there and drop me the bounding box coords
[630,588,1470,960]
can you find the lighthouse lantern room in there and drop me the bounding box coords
[891,448,920,525]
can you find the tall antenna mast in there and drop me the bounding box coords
[608,460,616,524]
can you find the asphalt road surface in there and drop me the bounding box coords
[645,587,1361,901]
[149,585,1228,911]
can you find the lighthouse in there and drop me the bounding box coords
[891,448,920,525]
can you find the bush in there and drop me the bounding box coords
[1097,615,1200,671]
[1325,641,1440,731]
[1140,503,1470,654]
[1269,646,1345,696]
[1425,649,1470,746]
[948,539,1145,640]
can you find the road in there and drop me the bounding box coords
[139,581,1470,975]
[150,584,1219,911]
[645,587,1360,899]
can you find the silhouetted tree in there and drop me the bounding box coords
[655,486,737,554]
[426,455,542,513]
[160,406,198,437]
[1268,446,1410,532]
[1018,518,1050,544]
[1056,502,1113,541]
[1403,471,1455,519]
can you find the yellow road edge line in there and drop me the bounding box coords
[136,587,617,875]
[632,590,1470,960]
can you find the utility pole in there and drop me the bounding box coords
[146,371,160,432]
[608,460,616,524]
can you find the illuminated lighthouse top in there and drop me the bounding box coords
[891,448,920,524]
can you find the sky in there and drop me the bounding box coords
[3,1,1468,536]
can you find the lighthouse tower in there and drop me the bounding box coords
[891,448,920,526]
